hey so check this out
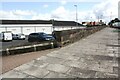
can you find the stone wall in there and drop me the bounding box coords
[53,26,106,46]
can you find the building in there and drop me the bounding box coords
[82,21,105,26]
[0,20,84,35]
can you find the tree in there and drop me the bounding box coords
[114,18,120,22]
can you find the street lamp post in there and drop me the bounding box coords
[52,19,54,31]
[74,5,78,26]
[91,17,92,25]
[101,15,103,21]
[98,16,99,22]
[110,12,112,21]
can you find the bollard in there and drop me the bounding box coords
[6,48,10,55]
[33,45,36,51]
[112,47,118,74]
[113,47,116,66]
[51,42,54,49]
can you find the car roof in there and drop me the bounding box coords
[30,32,45,34]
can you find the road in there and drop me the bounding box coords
[1,39,28,50]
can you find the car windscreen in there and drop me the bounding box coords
[112,22,120,27]
[39,33,48,36]
[29,33,39,37]
[30,33,39,35]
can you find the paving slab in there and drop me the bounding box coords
[61,60,88,69]
[2,70,29,78]
[67,67,97,78]
[21,67,49,78]
[44,71,75,78]
[16,64,49,78]
[46,64,71,74]
[35,56,65,64]
[47,53,80,61]
[95,71,118,78]
[25,60,49,68]
[14,63,49,78]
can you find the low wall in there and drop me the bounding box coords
[1,41,55,56]
[53,26,106,46]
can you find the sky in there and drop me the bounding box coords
[0,0,119,23]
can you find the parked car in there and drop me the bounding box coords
[28,32,55,42]
[12,34,26,40]
[0,31,12,41]
[112,22,120,29]
[0,33,2,41]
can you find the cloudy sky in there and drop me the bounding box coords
[0,0,119,23]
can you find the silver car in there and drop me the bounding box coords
[12,34,26,40]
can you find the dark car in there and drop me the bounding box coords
[112,22,120,29]
[28,32,55,42]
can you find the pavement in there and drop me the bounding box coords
[1,27,119,78]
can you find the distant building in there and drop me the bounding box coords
[0,20,84,35]
[82,21,100,26]
[82,21,105,26]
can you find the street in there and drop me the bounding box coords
[1,39,28,50]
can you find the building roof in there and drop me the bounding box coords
[1,20,51,24]
[52,20,83,26]
[1,20,84,27]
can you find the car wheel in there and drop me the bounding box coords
[23,38,25,40]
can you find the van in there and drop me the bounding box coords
[0,31,12,41]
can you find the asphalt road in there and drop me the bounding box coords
[1,39,29,50]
